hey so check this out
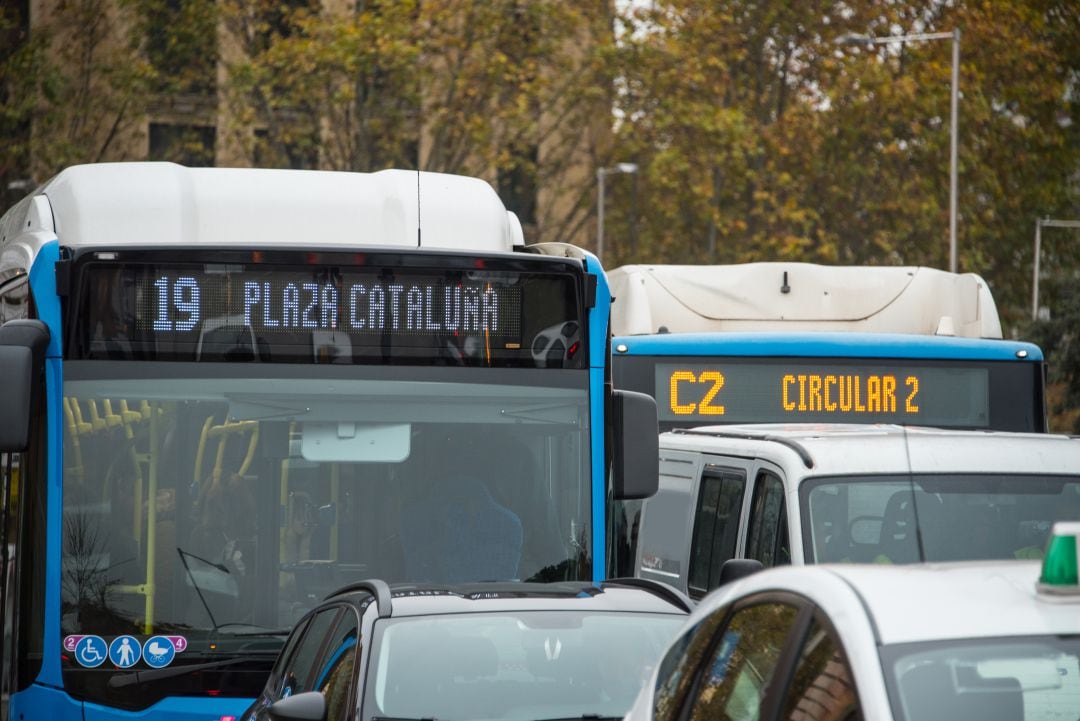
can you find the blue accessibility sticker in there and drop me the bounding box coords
[74,635,107,668]
[109,635,142,669]
[143,636,176,669]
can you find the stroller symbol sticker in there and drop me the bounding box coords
[109,636,142,668]
[74,636,107,668]
[143,636,176,668]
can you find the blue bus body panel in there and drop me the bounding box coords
[585,255,611,583]
[613,332,1043,361]
[83,696,251,720]
[11,684,251,721]
[10,683,85,720]
[29,242,66,690]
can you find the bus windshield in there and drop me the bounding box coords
[60,363,590,708]
[801,474,1080,564]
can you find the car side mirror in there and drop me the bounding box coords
[718,559,764,586]
[611,389,659,500]
[0,320,49,452]
[268,691,327,721]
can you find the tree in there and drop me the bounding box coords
[222,0,615,242]
[606,0,1079,330]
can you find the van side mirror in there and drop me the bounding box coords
[0,320,50,452]
[611,389,659,500]
[268,691,327,721]
[718,559,764,586]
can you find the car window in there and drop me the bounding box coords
[278,607,341,699]
[688,468,746,597]
[686,602,800,721]
[652,609,730,721]
[746,471,790,568]
[268,614,311,694]
[781,617,861,721]
[312,608,361,721]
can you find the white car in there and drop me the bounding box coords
[625,523,1080,721]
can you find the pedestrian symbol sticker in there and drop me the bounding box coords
[74,635,107,668]
[144,635,176,668]
[109,635,141,669]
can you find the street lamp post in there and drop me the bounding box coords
[597,163,638,262]
[837,28,961,272]
[1032,218,1080,320]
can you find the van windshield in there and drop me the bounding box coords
[801,474,1080,564]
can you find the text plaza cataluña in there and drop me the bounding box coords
[151,276,509,335]
[243,280,504,333]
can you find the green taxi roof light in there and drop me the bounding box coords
[1038,522,1080,596]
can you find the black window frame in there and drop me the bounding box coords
[309,603,362,721]
[673,591,860,721]
[745,469,790,568]
[687,466,746,598]
[276,605,346,700]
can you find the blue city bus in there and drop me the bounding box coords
[604,264,1046,576]
[607,332,1045,576]
[0,163,656,721]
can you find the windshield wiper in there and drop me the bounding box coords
[214,622,292,637]
[371,717,440,721]
[534,716,622,721]
[107,655,272,689]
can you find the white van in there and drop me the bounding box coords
[634,424,1080,599]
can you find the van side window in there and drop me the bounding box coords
[688,469,746,597]
[746,471,790,567]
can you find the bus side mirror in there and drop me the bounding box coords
[0,320,50,452]
[268,691,327,721]
[611,389,659,500]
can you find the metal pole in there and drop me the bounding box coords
[596,169,606,261]
[1032,219,1042,320]
[949,27,960,273]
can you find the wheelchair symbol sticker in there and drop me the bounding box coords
[109,635,142,669]
[144,636,176,668]
[74,635,107,668]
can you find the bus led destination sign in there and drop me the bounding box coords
[143,274,513,337]
[76,257,590,366]
[655,361,990,427]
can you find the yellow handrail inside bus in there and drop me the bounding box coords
[194,419,260,509]
[67,398,93,435]
[61,398,86,482]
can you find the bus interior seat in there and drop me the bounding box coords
[879,491,940,563]
[400,476,523,583]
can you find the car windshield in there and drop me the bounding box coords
[801,474,1080,564]
[60,362,591,644]
[366,610,684,721]
[883,636,1080,721]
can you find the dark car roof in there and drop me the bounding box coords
[326,579,692,618]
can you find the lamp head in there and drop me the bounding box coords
[835,33,872,46]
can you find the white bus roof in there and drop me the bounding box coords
[0,162,525,272]
[610,263,1002,339]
